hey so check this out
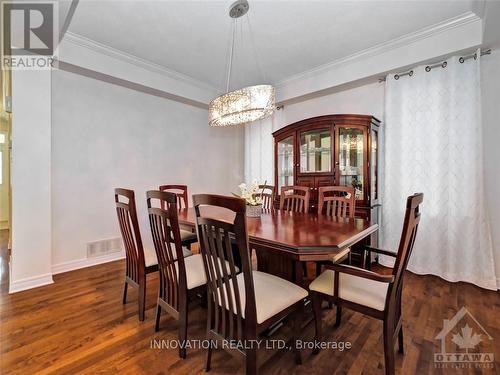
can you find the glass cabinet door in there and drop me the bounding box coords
[299,129,331,173]
[277,136,294,190]
[370,129,378,201]
[337,126,366,201]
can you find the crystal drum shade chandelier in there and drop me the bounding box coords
[209,85,275,127]
[208,0,275,127]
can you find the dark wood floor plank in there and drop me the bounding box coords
[0,231,499,374]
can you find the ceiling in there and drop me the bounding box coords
[67,0,484,90]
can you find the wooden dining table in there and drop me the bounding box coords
[178,207,378,286]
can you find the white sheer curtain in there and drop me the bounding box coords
[244,110,284,184]
[382,52,498,290]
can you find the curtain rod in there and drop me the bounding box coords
[378,49,491,83]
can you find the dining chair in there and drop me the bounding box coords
[279,185,310,213]
[279,185,311,276]
[193,194,308,375]
[115,188,159,321]
[309,193,423,375]
[252,184,275,210]
[315,186,356,276]
[147,190,206,359]
[159,184,198,249]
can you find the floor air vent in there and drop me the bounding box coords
[87,238,123,258]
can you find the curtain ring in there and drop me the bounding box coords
[459,57,465,63]
[409,70,414,77]
[473,52,478,60]
[442,61,447,68]
[425,66,431,72]
[394,74,399,80]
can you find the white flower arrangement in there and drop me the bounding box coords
[234,180,263,206]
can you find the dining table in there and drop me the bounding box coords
[177,207,378,286]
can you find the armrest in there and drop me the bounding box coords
[363,246,398,258]
[324,264,395,283]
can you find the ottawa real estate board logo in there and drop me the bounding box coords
[1,1,58,69]
[434,306,494,369]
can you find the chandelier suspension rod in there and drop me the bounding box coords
[245,14,267,83]
[226,19,237,92]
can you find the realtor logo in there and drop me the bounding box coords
[434,306,494,369]
[1,1,58,69]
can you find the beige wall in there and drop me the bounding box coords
[51,69,244,267]
[10,69,53,292]
[0,67,12,228]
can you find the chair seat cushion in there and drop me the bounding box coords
[175,254,239,290]
[144,246,193,268]
[176,254,206,290]
[218,271,308,324]
[309,268,388,311]
[329,247,350,263]
[180,229,197,242]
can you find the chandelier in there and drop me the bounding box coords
[208,0,275,127]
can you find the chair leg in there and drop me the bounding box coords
[179,308,188,359]
[315,262,322,277]
[335,305,342,327]
[302,262,308,278]
[154,304,162,332]
[205,340,213,372]
[199,287,208,309]
[383,320,396,375]
[398,325,404,354]
[245,347,258,375]
[138,279,146,321]
[122,281,128,304]
[291,304,303,364]
[312,293,322,355]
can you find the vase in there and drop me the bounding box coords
[246,204,262,217]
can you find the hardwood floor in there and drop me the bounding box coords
[0,238,498,374]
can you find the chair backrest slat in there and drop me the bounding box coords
[279,186,310,213]
[252,184,275,210]
[194,194,256,341]
[318,186,356,218]
[159,184,189,210]
[115,188,145,283]
[147,190,186,311]
[386,193,424,310]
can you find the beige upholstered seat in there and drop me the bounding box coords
[175,254,206,290]
[309,267,388,311]
[175,254,240,290]
[180,229,197,242]
[144,246,193,268]
[217,271,308,324]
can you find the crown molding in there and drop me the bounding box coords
[275,12,481,88]
[62,12,482,104]
[63,31,221,94]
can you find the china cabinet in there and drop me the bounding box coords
[273,114,381,220]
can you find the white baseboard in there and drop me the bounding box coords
[51,251,125,275]
[9,273,54,294]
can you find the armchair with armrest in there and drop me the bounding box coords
[309,193,423,375]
